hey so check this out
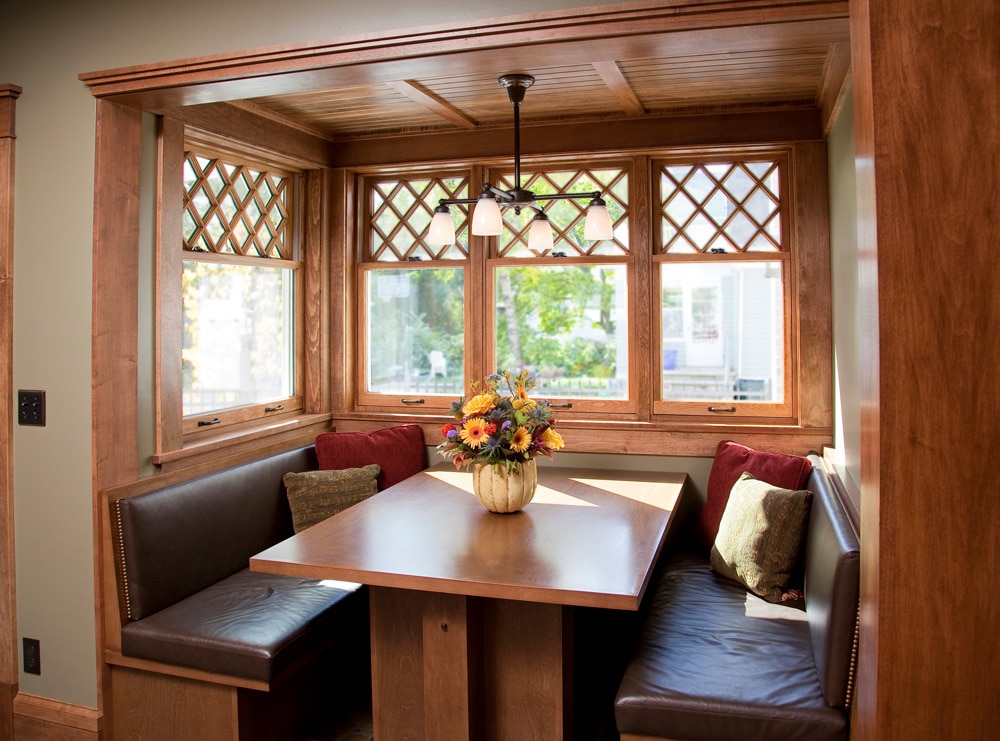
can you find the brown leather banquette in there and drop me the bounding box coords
[614,454,860,741]
[107,445,368,740]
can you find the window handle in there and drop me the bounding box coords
[708,406,737,413]
[548,402,573,409]
[265,405,284,412]
[401,398,426,404]
[197,418,221,426]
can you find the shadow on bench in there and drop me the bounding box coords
[615,454,860,741]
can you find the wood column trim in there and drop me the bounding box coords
[850,0,1000,737]
[92,98,143,731]
[0,82,22,741]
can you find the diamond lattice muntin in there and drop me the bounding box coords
[369,176,469,262]
[495,167,629,257]
[182,155,290,259]
[659,161,782,254]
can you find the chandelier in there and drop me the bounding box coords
[427,73,614,249]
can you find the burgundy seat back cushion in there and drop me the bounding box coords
[315,424,427,490]
[698,440,813,548]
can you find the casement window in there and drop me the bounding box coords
[178,150,303,432]
[489,165,632,414]
[359,174,469,410]
[654,157,791,418]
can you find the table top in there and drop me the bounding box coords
[251,463,687,610]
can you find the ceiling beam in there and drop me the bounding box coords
[593,61,645,116]
[387,80,478,129]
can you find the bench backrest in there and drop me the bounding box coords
[110,445,317,622]
[803,454,861,708]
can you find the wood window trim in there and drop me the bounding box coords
[152,116,334,470]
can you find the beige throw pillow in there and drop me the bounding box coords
[283,464,380,533]
[710,471,812,603]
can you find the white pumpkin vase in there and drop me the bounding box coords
[471,459,538,513]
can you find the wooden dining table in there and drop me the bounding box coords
[250,462,688,741]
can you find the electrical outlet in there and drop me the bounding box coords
[23,637,40,675]
[17,390,45,426]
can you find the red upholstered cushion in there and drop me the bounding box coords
[698,440,813,548]
[315,424,427,491]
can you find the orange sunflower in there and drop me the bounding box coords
[460,417,489,448]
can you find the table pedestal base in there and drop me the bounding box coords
[370,587,572,740]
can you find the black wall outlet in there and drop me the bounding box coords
[17,390,45,426]
[23,637,40,675]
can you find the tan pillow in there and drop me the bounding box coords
[710,471,812,603]
[283,464,380,533]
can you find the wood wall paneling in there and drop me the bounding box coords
[790,140,834,429]
[302,168,332,414]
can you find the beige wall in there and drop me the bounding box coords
[0,0,693,709]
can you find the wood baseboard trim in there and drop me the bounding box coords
[13,692,102,734]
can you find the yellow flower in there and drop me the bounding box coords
[509,426,531,453]
[462,393,495,417]
[460,417,489,448]
[512,383,536,411]
[541,428,565,450]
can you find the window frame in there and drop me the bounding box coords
[346,142,830,450]
[355,167,476,412]
[651,151,796,421]
[355,158,641,416]
[154,123,324,465]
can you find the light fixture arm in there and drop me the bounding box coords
[426,73,615,246]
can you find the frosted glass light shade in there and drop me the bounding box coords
[471,194,503,235]
[528,213,554,253]
[584,197,613,241]
[427,207,456,245]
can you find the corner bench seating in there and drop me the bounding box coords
[105,444,370,741]
[615,454,860,741]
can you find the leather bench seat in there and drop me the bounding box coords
[120,568,363,682]
[614,552,846,741]
[615,455,860,741]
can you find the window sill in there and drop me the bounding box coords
[152,412,333,473]
[330,411,832,458]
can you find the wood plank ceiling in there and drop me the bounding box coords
[236,33,850,142]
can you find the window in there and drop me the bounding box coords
[359,174,469,409]
[655,158,790,417]
[354,147,822,434]
[357,164,633,414]
[490,166,631,410]
[179,151,302,430]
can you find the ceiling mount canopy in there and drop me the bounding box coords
[427,73,613,248]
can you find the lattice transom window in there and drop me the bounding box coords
[658,161,782,254]
[495,167,629,257]
[369,176,469,261]
[183,154,290,259]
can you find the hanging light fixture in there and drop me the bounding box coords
[427,73,614,246]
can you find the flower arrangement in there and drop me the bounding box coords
[438,369,565,470]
